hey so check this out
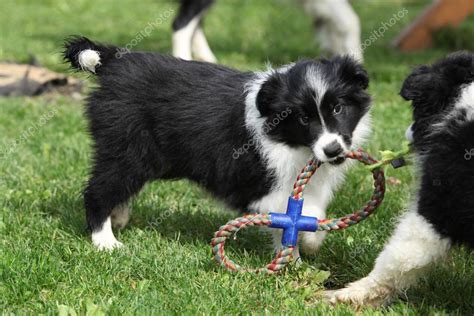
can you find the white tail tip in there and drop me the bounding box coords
[78,49,101,73]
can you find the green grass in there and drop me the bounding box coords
[1,0,473,314]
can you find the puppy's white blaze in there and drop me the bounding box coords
[78,49,101,73]
[306,66,330,131]
[306,66,328,104]
[172,15,201,60]
[312,132,347,162]
[91,217,123,251]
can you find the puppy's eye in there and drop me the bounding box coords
[298,116,309,126]
[333,104,343,115]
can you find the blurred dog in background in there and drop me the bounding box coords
[172,0,363,63]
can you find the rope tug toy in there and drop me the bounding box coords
[211,149,391,274]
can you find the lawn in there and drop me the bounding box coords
[1,0,473,314]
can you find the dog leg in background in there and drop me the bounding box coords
[172,0,216,62]
[192,25,217,63]
[301,0,363,62]
[324,209,451,307]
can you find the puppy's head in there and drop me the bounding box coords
[401,51,474,149]
[255,56,371,163]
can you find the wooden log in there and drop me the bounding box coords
[393,0,474,51]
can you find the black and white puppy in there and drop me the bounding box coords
[172,0,362,62]
[63,36,371,252]
[326,52,474,306]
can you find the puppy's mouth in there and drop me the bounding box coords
[311,134,349,165]
[312,149,348,165]
[313,153,347,165]
[328,156,346,165]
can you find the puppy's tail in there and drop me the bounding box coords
[63,36,119,74]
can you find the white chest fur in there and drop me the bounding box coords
[248,143,351,219]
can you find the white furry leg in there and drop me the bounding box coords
[301,0,363,62]
[91,217,123,251]
[172,15,201,60]
[110,204,130,229]
[191,26,217,63]
[300,203,327,255]
[300,231,327,255]
[270,203,327,259]
[325,210,451,307]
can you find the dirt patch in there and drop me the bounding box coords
[0,63,83,97]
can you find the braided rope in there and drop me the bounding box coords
[211,214,294,273]
[292,160,320,200]
[211,149,385,273]
[317,150,385,231]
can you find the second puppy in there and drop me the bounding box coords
[63,36,371,253]
[326,51,474,307]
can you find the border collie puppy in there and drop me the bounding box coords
[326,52,474,307]
[172,0,362,62]
[63,36,371,252]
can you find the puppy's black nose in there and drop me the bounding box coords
[323,141,343,158]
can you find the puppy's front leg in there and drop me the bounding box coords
[271,230,302,265]
[270,203,327,264]
[324,209,451,307]
[300,203,327,255]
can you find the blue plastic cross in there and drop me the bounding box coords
[269,197,319,247]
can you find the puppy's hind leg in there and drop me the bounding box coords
[111,203,131,229]
[325,210,451,307]
[85,161,148,251]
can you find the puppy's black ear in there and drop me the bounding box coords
[337,57,369,90]
[354,67,369,90]
[400,65,433,101]
[256,73,287,116]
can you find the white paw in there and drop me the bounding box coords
[93,238,124,251]
[324,277,393,307]
[92,218,124,251]
[300,231,327,255]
